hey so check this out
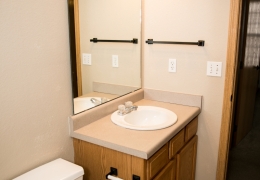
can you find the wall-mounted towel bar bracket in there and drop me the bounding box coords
[90,38,138,44]
[133,175,140,180]
[105,167,140,180]
[106,167,118,179]
[146,39,205,46]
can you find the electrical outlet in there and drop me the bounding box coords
[168,59,176,72]
[112,55,119,67]
[82,53,91,65]
[207,61,222,77]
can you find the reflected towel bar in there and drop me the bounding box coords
[90,38,138,44]
[145,39,205,46]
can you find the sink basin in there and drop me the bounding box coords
[111,106,177,130]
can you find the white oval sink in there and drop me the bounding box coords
[111,106,177,130]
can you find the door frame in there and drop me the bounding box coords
[216,0,243,179]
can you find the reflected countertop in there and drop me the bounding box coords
[78,92,119,99]
[73,92,119,114]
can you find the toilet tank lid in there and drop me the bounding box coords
[13,158,84,180]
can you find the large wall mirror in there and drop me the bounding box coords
[68,0,142,114]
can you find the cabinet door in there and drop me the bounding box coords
[154,159,176,180]
[73,139,132,180]
[176,136,198,180]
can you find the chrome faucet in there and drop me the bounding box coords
[117,101,138,116]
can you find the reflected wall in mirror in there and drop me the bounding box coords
[68,0,142,114]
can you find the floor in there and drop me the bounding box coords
[226,90,260,179]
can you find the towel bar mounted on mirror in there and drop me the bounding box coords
[146,39,205,46]
[90,38,138,44]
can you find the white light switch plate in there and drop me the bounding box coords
[82,53,91,65]
[207,61,222,77]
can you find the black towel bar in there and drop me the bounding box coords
[90,38,138,44]
[146,39,205,46]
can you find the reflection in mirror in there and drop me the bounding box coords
[68,0,142,114]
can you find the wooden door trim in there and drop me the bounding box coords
[216,0,243,179]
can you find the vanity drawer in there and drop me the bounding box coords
[169,129,185,159]
[153,159,176,180]
[147,143,169,179]
[185,117,198,142]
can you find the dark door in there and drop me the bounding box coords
[233,0,260,146]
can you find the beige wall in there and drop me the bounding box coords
[0,0,230,179]
[0,0,74,179]
[79,0,141,94]
[143,0,230,179]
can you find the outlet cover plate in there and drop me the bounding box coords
[207,61,222,77]
[168,59,176,72]
[112,55,119,67]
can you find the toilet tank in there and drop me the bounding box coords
[13,158,84,180]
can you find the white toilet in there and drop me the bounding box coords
[13,158,84,180]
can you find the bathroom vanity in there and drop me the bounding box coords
[70,89,201,180]
[73,117,198,180]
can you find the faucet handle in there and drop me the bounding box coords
[101,97,108,103]
[118,105,125,111]
[125,101,133,108]
[118,105,125,115]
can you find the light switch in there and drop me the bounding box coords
[207,61,222,77]
[82,53,91,65]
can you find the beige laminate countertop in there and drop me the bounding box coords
[72,99,200,159]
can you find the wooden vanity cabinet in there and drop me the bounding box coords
[153,159,176,180]
[73,117,198,180]
[176,136,198,180]
[147,144,169,179]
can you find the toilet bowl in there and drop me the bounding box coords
[13,158,84,180]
